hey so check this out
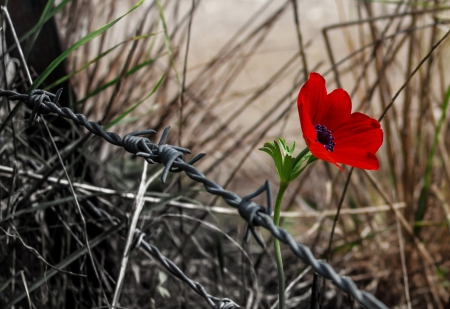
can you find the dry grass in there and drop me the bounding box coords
[1,0,450,308]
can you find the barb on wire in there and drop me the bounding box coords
[83,200,239,309]
[239,180,272,248]
[2,88,388,309]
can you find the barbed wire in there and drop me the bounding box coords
[83,200,239,309]
[1,88,388,309]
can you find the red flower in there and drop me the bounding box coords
[297,72,383,171]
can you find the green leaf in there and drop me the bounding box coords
[30,0,145,91]
[156,271,170,298]
[105,73,165,130]
[156,286,171,298]
[260,138,314,184]
[158,271,168,284]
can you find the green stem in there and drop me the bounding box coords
[274,181,289,309]
[295,147,310,162]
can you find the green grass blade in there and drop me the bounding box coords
[44,33,156,90]
[17,0,71,46]
[155,0,180,84]
[105,73,165,130]
[415,86,450,235]
[30,0,145,91]
[77,57,160,104]
[24,0,56,58]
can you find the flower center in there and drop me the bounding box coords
[314,124,335,152]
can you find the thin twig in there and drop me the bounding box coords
[395,213,412,309]
[112,164,163,306]
[326,167,353,262]
[0,227,86,277]
[1,6,32,83]
[363,170,446,308]
[378,28,450,121]
[290,0,308,80]
[4,6,110,305]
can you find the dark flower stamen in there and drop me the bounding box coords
[315,124,335,152]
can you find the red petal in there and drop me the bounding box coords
[333,112,383,153]
[331,148,380,170]
[298,73,328,125]
[297,74,323,142]
[298,102,315,139]
[314,89,352,132]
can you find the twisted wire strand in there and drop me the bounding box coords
[2,88,388,309]
[138,240,238,309]
[6,89,123,145]
[84,200,239,309]
[173,160,387,309]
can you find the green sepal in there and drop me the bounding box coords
[259,138,316,184]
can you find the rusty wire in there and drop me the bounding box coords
[1,88,388,309]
